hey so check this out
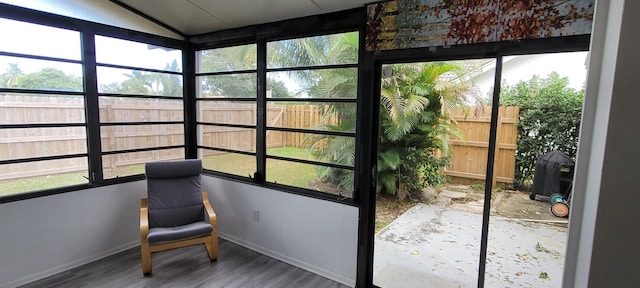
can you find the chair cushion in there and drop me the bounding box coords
[145,159,204,228]
[145,159,202,179]
[147,221,213,244]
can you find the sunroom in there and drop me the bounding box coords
[0,1,638,288]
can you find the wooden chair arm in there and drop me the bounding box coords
[140,198,149,239]
[202,192,217,225]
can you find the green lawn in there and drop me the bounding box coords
[1,173,88,197]
[203,146,320,190]
[0,147,323,197]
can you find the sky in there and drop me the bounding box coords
[0,18,182,86]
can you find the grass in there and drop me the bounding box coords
[0,147,323,197]
[203,147,319,190]
[1,173,88,197]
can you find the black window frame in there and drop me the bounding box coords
[0,4,187,203]
[191,9,365,205]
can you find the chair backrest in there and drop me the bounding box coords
[145,159,203,228]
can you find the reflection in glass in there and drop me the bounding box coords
[97,67,183,97]
[197,74,256,98]
[267,32,358,68]
[100,124,184,152]
[197,125,255,152]
[102,148,184,179]
[0,127,86,161]
[266,102,356,132]
[95,35,182,72]
[0,18,81,60]
[99,97,183,123]
[199,149,255,177]
[0,157,89,196]
[196,44,257,73]
[266,158,353,197]
[0,93,85,124]
[197,101,256,125]
[267,69,357,99]
[0,56,83,91]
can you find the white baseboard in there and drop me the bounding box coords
[219,232,356,287]
[2,240,139,288]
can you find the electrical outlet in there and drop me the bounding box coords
[252,210,260,222]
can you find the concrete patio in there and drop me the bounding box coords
[373,201,568,288]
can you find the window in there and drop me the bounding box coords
[0,18,88,197]
[265,32,358,197]
[195,32,359,199]
[195,44,257,177]
[95,35,185,179]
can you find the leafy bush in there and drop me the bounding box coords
[499,72,583,190]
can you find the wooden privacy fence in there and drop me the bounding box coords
[0,94,519,184]
[444,106,519,185]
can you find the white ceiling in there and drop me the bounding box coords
[117,0,371,35]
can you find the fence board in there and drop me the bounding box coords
[445,106,519,184]
[1,94,519,185]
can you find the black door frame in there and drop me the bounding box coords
[356,35,591,288]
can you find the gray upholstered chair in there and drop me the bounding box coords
[140,159,218,275]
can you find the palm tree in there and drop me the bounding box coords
[2,63,23,87]
[377,62,473,200]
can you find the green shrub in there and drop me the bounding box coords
[499,72,583,190]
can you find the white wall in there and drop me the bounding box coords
[0,181,147,288]
[0,0,183,39]
[564,0,640,287]
[0,176,358,288]
[202,177,359,287]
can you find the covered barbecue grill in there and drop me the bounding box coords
[530,150,575,201]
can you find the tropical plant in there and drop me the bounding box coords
[499,72,584,190]
[1,62,23,87]
[377,62,472,200]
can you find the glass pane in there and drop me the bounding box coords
[266,158,353,197]
[267,32,359,68]
[0,56,83,91]
[374,59,496,287]
[267,132,355,167]
[97,66,183,97]
[0,127,86,161]
[0,18,81,60]
[200,149,255,177]
[196,44,257,73]
[197,125,255,152]
[100,124,184,152]
[95,35,182,72]
[198,101,256,125]
[102,148,184,179]
[267,69,357,98]
[99,97,183,123]
[0,93,85,124]
[0,157,89,197]
[197,74,256,98]
[267,102,356,132]
[485,51,587,287]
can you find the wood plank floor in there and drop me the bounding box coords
[19,239,350,288]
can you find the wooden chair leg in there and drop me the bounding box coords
[141,242,152,274]
[205,235,218,261]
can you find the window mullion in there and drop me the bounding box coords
[256,40,267,183]
[81,29,104,184]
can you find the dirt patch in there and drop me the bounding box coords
[376,184,567,232]
[375,196,418,232]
